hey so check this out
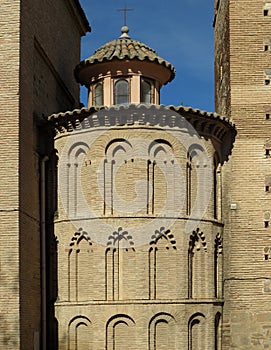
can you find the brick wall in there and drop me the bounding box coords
[0,1,21,348]
[215,0,271,348]
[53,105,233,349]
[0,0,89,348]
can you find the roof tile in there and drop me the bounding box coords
[75,37,176,83]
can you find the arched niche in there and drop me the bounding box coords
[214,233,223,298]
[106,314,135,350]
[148,312,176,350]
[148,139,176,215]
[188,228,207,299]
[68,229,105,301]
[104,139,133,215]
[65,141,90,217]
[215,312,222,350]
[186,143,211,223]
[148,228,178,299]
[68,315,92,350]
[188,312,206,350]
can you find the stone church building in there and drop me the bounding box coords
[0,0,270,349]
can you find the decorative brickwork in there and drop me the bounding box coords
[54,102,234,348]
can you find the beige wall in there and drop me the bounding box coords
[0,1,21,348]
[0,0,89,348]
[53,105,231,349]
[214,0,271,348]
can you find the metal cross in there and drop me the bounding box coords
[117,4,134,26]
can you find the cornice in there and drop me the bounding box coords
[47,104,236,161]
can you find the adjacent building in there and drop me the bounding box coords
[214,0,271,348]
[0,1,89,348]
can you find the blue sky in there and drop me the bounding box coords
[79,0,214,112]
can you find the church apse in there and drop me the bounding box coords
[48,14,235,348]
[51,103,235,349]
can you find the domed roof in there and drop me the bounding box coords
[74,26,176,85]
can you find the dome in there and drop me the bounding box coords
[74,26,176,87]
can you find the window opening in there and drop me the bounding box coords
[93,82,103,106]
[141,79,153,103]
[114,79,129,104]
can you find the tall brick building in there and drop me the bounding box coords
[0,1,90,349]
[0,1,270,349]
[214,0,271,348]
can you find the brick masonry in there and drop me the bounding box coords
[214,0,271,348]
[0,0,89,348]
[53,104,234,349]
[2,0,266,348]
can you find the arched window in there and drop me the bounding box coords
[93,82,103,106]
[114,79,129,104]
[141,78,153,103]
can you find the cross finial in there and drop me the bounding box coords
[117,4,134,26]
